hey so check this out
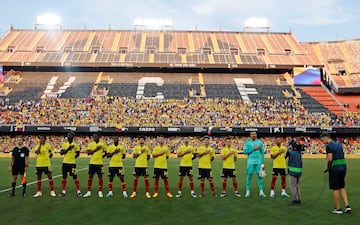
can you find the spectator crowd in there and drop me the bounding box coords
[0,96,358,127]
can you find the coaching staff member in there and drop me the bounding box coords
[320,133,351,214]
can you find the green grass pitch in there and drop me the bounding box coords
[0,157,358,225]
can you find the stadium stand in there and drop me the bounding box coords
[300,87,345,115]
[304,39,360,93]
[0,28,359,129]
[334,94,360,113]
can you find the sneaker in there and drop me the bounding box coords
[332,208,343,214]
[33,191,42,198]
[176,193,182,198]
[220,192,227,197]
[212,193,218,197]
[33,192,43,198]
[98,191,103,198]
[22,193,27,197]
[245,191,250,198]
[344,205,352,213]
[199,193,206,197]
[106,192,113,198]
[145,192,151,199]
[50,191,57,197]
[130,192,137,198]
[259,193,267,198]
[166,193,174,198]
[152,193,158,198]
[190,193,197,198]
[122,192,128,198]
[9,193,15,197]
[76,192,82,197]
[270,193,275,198]
[83,191,91,198]
[59,192,66,197]
[234,192,241,198]
[281,192,290,198]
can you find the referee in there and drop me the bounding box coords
[320,133,352,214]
[8,137,29,197]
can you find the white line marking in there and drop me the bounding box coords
[0,167,88,194]
[0,163,110,194]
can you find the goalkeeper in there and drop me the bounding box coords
[243,131,266,198]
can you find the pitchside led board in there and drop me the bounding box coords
[293,67,321,85]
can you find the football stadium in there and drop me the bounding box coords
[0,1,359,225]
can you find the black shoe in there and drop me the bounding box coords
[9,193,15,197]
[22,193,27,197]
[59,192,66,197]
[290,200,301,205]
[199,193,206,198]
[344,205,352,213]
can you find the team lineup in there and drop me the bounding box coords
[8,131,352,214]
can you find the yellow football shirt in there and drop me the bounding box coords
[133,145,151,168]
[221,146,237,169]
[270,144,287,169]
[153,145,170,169]
[62,141,80,164]
[107,144,126,167]
[33,143,52,167]
[87,141,107,165]
[196,145,215,169]
[177,144,195,167]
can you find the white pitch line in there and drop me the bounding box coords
[0,162,109,194]
[0,167,89,194]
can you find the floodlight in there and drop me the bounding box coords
[244,18,269,28]
[34,14,61,30]
[244,18,270,32]
[36,14,61,25]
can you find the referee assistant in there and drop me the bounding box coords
[9,137,29,197]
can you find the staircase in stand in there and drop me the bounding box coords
[301,86,345,116]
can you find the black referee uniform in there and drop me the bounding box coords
[10,146,29,196]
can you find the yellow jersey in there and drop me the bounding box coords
[87,141,107,165]
[153,145,170,169]
[133,144,151,168]
[107,144,126,167]
[177,144,195,167]
[196,145,215,169]
[62,141,80,164]
[33,143,52,167]
[270,144,287,169]
[221,146,237,169]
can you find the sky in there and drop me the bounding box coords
[1,0,359,42]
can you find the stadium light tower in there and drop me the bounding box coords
[34,14,62,30]
[243,18,270,32]
[133,18,173,30]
